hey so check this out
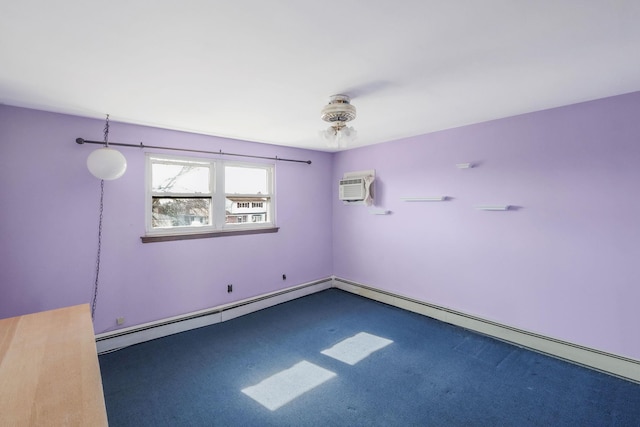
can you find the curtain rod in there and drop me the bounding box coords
[75,138,312,165]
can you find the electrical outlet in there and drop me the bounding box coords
[116,317,125,325]
[227,284,233,293]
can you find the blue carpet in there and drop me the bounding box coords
[99,289,640,426]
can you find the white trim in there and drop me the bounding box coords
[332,277,640,384]
[95,278,332,354]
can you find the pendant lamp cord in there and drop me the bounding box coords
[91,179,104,320]
[91,115,109,321]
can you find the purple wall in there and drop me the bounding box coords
[2,93,639,361]
[332,91,640,360]
[0,106,333,333]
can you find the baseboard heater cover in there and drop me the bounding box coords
[95,278,332,354]
[95,275,639,384]
[332,277,640,384]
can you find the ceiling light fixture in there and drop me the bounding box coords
[319,94,357,149]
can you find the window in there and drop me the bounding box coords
[224,165,271,227]
[150,158,212,229]
[146,154,275,238]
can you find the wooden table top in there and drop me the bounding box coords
[0,304,108,426]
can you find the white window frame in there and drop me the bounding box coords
[145,154,275,238]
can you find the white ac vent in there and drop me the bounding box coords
[339,178,366,201]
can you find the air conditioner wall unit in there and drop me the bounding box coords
[338,169,375,205]
[339,178,367,201]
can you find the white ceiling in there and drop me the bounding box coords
[1,1,639,152]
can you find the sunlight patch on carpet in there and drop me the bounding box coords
[321,332,393,365]
[241,360,336,411]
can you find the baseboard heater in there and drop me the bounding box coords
[333,277,640,384]
[95,278,332,354]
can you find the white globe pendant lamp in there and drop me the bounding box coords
[87,147,127,180]
[87,114,127,180]
[85,114,127,322]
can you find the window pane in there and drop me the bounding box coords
[152,198,211,228]
[225,166,268,194]
[225,197,269,224]
[152,163,210,194]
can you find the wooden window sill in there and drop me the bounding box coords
[141,227,279,243]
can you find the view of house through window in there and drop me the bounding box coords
[224,165,270,225]
[147,155,274,234]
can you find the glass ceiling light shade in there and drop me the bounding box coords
[319,123,357,149]
[320,95,357,148]
[87,147,127,180]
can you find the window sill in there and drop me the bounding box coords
[140,227,279,243]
